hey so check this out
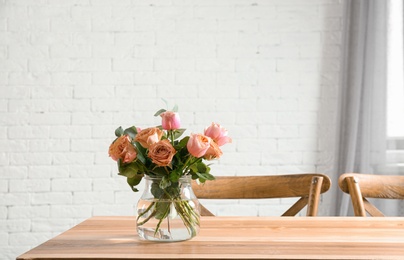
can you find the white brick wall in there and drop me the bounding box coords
[0,0,342,258]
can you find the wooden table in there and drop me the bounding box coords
[17,216,404,260]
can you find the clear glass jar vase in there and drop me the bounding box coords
[136,175,201,242]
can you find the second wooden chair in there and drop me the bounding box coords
[338,173,404,216]
[192,173,331,217]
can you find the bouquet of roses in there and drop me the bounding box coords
[108,105,231,239]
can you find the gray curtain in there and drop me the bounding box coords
[332,0,404,216]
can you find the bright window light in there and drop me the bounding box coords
[387,0,404,138]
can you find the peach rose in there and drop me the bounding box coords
[160,111,181,130]
[187,133,211,158]
[108,135,137,163]
[204,123,232,146]
[148,139,176,167]
[204,140,223,160]
[135,127,163,148]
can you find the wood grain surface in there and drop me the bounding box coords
[17,216,404,260]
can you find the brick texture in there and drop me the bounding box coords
[0,0,342,259]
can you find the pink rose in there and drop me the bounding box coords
[204,123,232,146]
[187,133,211,158]
[160,111,181,130]
[135,127,163,148]
[108,135,137,163]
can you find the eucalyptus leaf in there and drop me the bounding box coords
[172,129,186,140]
[115,126,124,137]
[195,171,215,181]
[154,109,166,117]
[172,104,178,112]
[124,126,138,139]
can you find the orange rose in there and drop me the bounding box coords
[108,135,137,163]
[135,127,163,148]
[204,140,223,160]
[148,139,176,167]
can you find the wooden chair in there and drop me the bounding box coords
[192,173,331,217]
[338,173,404,216]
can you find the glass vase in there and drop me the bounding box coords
[136,175,201,242]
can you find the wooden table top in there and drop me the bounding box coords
[17,216,404,260]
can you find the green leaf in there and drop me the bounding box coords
[172,129,186,140]
[196,162,208,173]
[151,166,169,176]
[159,175,171,189]
[151,182,164,198]
[118,160,140,178]
[134,142,147,164]
[154,109,166,117]
[115,126,124,137]
[189,163,198,174]
[155,201,170,219]
[124,126,138,139]
[127,174,143,192]
[190,172,198,180]
[195,171,215,181]
[177,136,189,149]
[168,169,182,183]
[118,165,137,178]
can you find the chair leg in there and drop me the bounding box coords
[346,176,366,217]
[199,203,215,216]
[363,198,384,217]
[306,176,323,216]
[282,197,308,216]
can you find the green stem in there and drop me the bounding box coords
[168,130,175,146]
[137,201,157,226]
[174,200,199,236]
[182,156,196,174]
[137,179,200,239]
[154,201,171,236]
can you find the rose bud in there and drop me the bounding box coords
[160,111,181,130]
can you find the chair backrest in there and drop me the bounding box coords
[338,173,404,216]
[192,173,331,217]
